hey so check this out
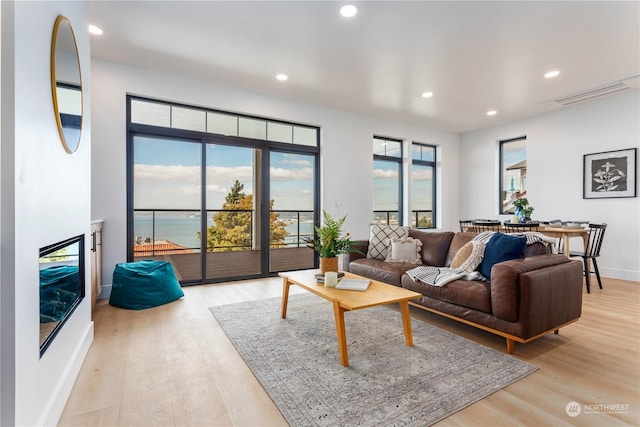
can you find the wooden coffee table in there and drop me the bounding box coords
[279,269,421,367]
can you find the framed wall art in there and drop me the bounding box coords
[583,148,637,199]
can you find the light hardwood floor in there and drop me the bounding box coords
[59,276,639,426]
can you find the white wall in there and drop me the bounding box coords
[1,2,93,425]
[91,60,461,290]
[461,91,640,281]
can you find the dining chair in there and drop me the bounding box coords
[471,219,502,233]
[503,222,540,233]
[565,223,607,293]
[459,219,473,232]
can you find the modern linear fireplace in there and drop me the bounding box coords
[39,234,85,357]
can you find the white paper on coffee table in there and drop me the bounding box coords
[335,278,370,291]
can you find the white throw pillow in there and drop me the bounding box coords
[450,240,486,273]
[385,237,422,264]
[366,224,410,260]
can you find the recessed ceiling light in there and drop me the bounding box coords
[421,92,434,98]
[89,24,103,35]
[276,74,288,81]
[486,110,497,116]
[544,70,560,78]
[340,5,358,18]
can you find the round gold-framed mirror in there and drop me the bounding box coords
[51,15,83,154]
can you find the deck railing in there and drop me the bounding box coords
[133,208,314,256]
[373,210,434,228]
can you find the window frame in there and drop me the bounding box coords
[372,136,403,225]
[499,136,527,214]
[411,142,437,229]
[126,95,321,284]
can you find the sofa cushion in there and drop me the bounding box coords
[401,274,492,314]
[349,258,414,287]
[408,229,455,267]
[386,237,422,264]
[478,233,526,278]
[445,232,476,266]
[366,224,409,260]
[450,240,486,273]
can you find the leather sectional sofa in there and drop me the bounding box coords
[344,229,584,353]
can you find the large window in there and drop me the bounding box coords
[128,96,319,284]
[411,143,436,228]
[499,136,527,214]
[373,136,403,225]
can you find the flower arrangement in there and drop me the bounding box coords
[305,210,358,258]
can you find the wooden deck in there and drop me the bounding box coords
[136,247,315,282]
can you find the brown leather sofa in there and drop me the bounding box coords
[344,230,584,353]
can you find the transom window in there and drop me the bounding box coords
[131,98,318,146]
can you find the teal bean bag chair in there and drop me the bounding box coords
[109,260,184,310]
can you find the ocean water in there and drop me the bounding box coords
[134,212,314,249]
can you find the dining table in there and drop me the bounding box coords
[537,225,590,257]
[460,223,590,257]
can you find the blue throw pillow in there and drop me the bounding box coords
[478,233,526,279]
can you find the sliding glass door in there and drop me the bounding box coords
[269,151,316,273]
[131,138,318,283]
[204,144,262,280]
[132,135,203,282]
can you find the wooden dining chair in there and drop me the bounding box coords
[459,219,473,232]
[566,223,607,293]
[503,222,540,233]
[471,219,501,233]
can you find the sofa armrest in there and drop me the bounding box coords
[490,254,580,322]
[516,259,583,338]
[343,240,368,272]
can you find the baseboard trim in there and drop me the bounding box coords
[598,268,640,282]
[39,321,94,427]
[99,283,112,299]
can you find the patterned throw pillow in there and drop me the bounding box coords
[385,237,422,264]
[366,224,409,260]
[450,240,486,273]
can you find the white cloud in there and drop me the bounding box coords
[282,159,312,167]
[411,169,433,180]
[270,167,314,181]
[134,164,200,183]
[373,168,398,178]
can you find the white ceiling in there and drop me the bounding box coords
[88,1,640,134]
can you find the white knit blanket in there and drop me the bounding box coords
[473,231,558,254]
[406,266,485,287]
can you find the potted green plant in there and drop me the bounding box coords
[306,210,358,273]
[513,198,534,222]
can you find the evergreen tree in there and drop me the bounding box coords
[202,180,288,252]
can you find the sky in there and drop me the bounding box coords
[134,135,434,214]
[373,160,434,211]
[133,136,314,210]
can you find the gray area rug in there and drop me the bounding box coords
[210,294,537,426]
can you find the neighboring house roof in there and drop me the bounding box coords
[506,160,527,170]
[133,240,192,256]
